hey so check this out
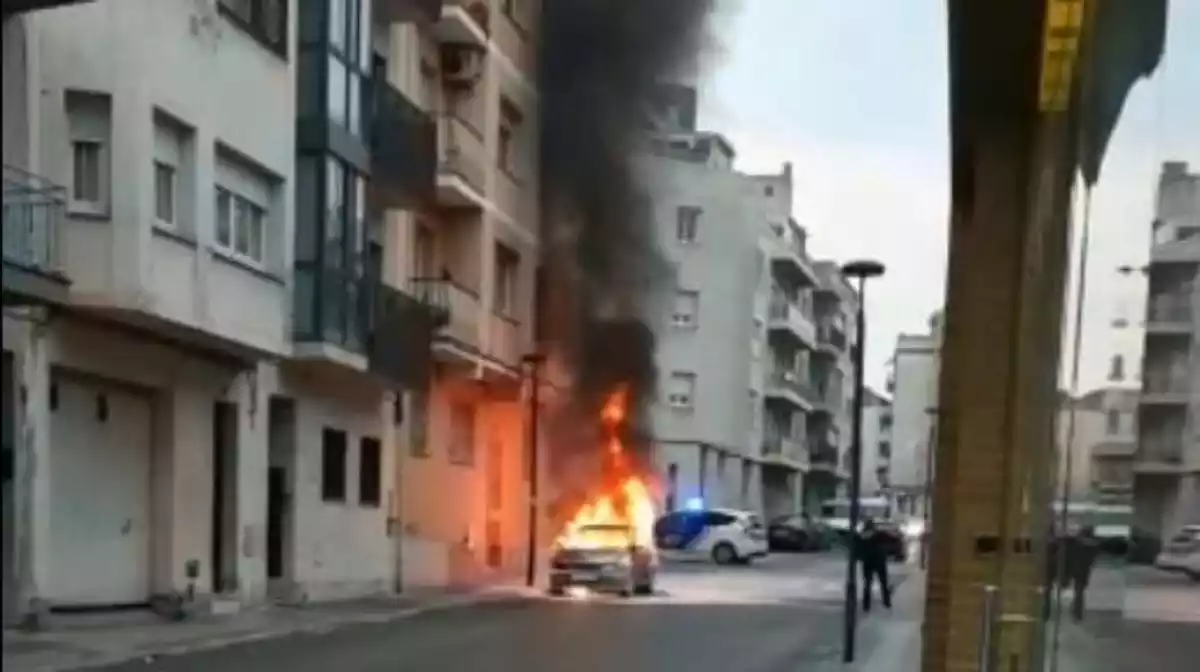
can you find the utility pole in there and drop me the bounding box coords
[840,259,886,664]
[522,353,546,588]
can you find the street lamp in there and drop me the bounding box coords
[840,259,886,664]
[522,352,547,588]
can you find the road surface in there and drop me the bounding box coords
[93,553,887,672]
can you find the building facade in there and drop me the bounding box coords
[1056,388,1139,506]
[885,311,942,517]
[1134,160,1200,543]
[641,98,856,521]
[2,0,540,627]
[859,388,892,498]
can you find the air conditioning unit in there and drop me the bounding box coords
[442,46,484,86]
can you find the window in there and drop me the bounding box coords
[764,185,774,196]
[449,402,476,466]
[666,463,678,512]
[72,141,102,206]
[498,98,523,175]
[1106,409,1121,436]
[321,428,348,501]
[1108,354,1126,382]
[324,0,371,136]
[154,162,176,225]
[672,290,699,328]
[218,0,289,56]
[676,206,700,244]
[66,91,111,214]
[495,244,519,317]
[214,149,273,265]
[359,436,382,506]
[214,187,266,262]
[666,371,696,408]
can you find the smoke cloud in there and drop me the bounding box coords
[536,0,718,473]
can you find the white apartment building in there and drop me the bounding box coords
[808,261,858,511]
[886,311,942,517]
[859,387,892,498]
[639,109,856,521]
[1134,160,1200,543]
[2,0,540,627]
[1056,388,1139,505]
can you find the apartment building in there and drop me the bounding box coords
[807,261,858,511]
[885,310,942,517]
[859,387,893,498]
[1134,160,1200,543]
[640,99,857,521]
[1,0,537,627]
[1065,388,1139,506]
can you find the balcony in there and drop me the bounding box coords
[1141,367,1192,405]
[292,262,445,389]
[488,310,522,369]
[769,220,818,287]
[815,313,848,355]
[376,0,443,25]
[765,369,815,412]
[809,381,843,417]
[1145,292,1194,334]
[1150,220,1200,265]
[437,0,489,45]
[494,164,531,228]
[762,434,808,471]
[1134,437,1186,475]
[437,115,488,207]
[412,276,484,355]
[370,78,437,209]
[767,298,817,348]
[809,444,841,475]
[2,165,70,307]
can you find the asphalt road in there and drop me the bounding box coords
[94,553,868,672]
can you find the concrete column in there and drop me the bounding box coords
[232,365,269,603]
[13,316,52,625]
[923,115,1076,671]
[109,1,151,303]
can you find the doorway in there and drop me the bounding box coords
[211,401,239,594]
[266,396,296,585]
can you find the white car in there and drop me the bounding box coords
[653,507,769,565]
[1155,524,1200,581]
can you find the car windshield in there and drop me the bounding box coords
[567,524,635,549]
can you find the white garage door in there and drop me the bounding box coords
[47,375,152,606]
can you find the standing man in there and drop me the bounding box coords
[1067,525,1101,622]
[856,518,892,612]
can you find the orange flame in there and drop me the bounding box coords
[554,388,657,551]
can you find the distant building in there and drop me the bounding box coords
[1134,161,1200,542]
[885,311,942,517]
[1057,388,1139,506]
[859,388,893,498]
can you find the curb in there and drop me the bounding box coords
[11,591,536,672]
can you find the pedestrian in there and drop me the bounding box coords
[1066,524,1101,622]
[856,518,892,612]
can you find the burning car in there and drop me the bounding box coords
[549,523,658,597]
[547,389,660,597]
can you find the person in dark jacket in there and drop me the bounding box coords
[856,518,892,612]
[1066,525,1101,622]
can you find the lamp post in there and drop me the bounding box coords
[840,259,886,664]
[522,352,547,588]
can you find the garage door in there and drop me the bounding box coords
[47,374,152,606]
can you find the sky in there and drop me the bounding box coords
[695,0,1200,394]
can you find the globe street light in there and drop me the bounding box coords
[840,258,886,664]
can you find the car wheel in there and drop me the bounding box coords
[634,581,654,596]
[548,586,565,597]
[712,542,738,565]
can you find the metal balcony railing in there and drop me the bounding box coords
[1143,369,1192,395]
[770,369,816,403]
[411,276,482,348]
[1137,440,1183,464]
[3,164,65,275]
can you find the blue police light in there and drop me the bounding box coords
[684,497,705,511]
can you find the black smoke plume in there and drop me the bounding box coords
[536,0,717,475]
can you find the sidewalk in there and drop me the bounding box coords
[2,585,538,672]
[806,566,926,672]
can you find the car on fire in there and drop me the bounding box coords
[653,508,769,565]
[548,523,658,597]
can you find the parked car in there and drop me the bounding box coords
[873,520,909,563]
[768,514,832,552]
[654,508,769,565]
[1154,524,1200,581]
[548,524,658,597]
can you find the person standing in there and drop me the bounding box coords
[856,518,892,612]
[1066,525,1101,622]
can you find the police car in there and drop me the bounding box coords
[653,504,769,565]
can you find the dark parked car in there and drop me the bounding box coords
[768,514,832,552]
